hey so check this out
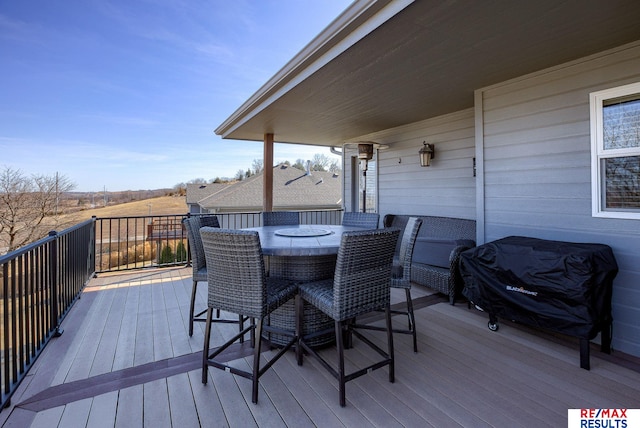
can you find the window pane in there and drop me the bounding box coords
[603,97,640,150]
[604,156,640,209]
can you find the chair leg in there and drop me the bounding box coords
[202,307,214,384]
[189,279,198,336]
[335,320,346,407]
[405,288,418,353]
[296,295,303,366]
[385,305,395,383]
[252,319,263,404]
[247,317,255,347]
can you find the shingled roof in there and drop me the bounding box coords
[197,164,341,213]
[185,182,231,205]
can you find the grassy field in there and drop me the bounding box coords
[63,195,189,271]
[68,195,188,222]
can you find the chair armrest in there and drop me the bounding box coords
[383,214,395,228]
[448,240,475,267]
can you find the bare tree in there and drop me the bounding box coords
[292,159,306,171]
[251,159,264,175]
[311,153,331,171]
[328,159,341,174]
[234,169,246,181]
[173,182,187,196]
[289,155,341,173]
[187,178,207,184]
[0,167,75,252]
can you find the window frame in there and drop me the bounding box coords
[590,82,640,219]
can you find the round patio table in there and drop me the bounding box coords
[245,224,363,347]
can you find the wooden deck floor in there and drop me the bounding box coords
[2,267,639,427]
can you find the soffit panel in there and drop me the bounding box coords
[220,0,640,146]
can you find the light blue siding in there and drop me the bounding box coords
[344,42,640,357]
[479,42,640,356]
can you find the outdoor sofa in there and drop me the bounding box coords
[384,214,476,304]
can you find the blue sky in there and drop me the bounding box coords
[0,0,350,192]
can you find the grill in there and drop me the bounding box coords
[459,236,618,370]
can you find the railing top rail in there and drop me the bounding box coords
[0,218,95,263]
[96,213,189,221]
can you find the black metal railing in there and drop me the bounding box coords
[94,210,343,273]
[94,214,188,273]
[0,219,95,409]
[0,209,342,408]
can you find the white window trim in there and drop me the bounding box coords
[590,81,640,219]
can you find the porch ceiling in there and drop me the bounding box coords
[215,0,640,146]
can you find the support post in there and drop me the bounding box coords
[264,133,274,213]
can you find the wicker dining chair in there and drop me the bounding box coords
[262,211,299,226]
[360,217,423,351]
[296,228,400,407]
[200,228,299,404]
[183,215,220,336]
[390,217,423,352]
[341,212,380,229]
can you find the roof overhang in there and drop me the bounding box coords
[215,0,640,147]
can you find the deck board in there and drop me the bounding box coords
[112,282,140,371]
[167,374,201,427]
[133,284,155,366]
[29,406,64,428]
[187,370,229,428]
[143,378,171,427]
[428,304,639,407]
[56,286,114,384]
[114,384,143,428]
[85,390,118,428]
[90,289,127,377]
[57,397,92,428]
[2,267,640,428]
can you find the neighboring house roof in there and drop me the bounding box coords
[215,0,640,145]
[198,164,341,212]
[186,183,230,205]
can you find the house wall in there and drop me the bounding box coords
[345,41,640,357]
[358,108,477,221]
[188,204,205,214]
[477,41,640,357]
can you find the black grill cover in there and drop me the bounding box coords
[460,236,618,339]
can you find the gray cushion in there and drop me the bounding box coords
[413,237,455,268]
[413,238,476,268]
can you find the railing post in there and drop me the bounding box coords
[48,231,63,337]
[90,216,97,278]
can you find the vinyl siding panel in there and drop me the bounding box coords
[342,146,356,212]
[352,109,476,220]
[479,42,640,357]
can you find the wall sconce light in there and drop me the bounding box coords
[419,141,435,167]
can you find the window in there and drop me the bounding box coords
[590,82,640,219]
